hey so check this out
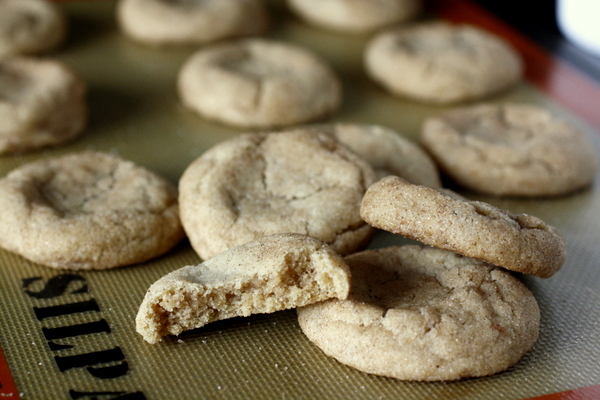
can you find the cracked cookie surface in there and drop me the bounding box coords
[136,233,351,344]
[0,151,184,269]
[178,38,342,128]
[364,22,523,104]
[360,176,566,278]
[298,244,540,381]
[421,103,599,196]
[117,0,269,46]
[179,128,377,260]
[0,0,67,57]
[321,122,441,187]
[0,57,87,154]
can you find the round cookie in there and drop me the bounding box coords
[364,22,523,104]
[286,0,421,34]
[0,0,67,57]
[136,233,352,344]
[360,176,566,278]
[324,122,441,187]
[116,0,269,46]
[298,245,540,381]
[421,103,599,197]
[0,151,185,270]
[0,57,87,154]
[179,127,377,260]
[178,38,342,128]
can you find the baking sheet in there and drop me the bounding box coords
[1,1,599,399]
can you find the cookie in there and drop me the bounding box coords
[116,0,269,46]
[0,151,184,270]
[421,103,599,196]
[360,176,566,278]
[0,0,67,57]
[286,0,421,34]
[178,38,342,128]
[364,22,523,104]
[179,127,377,260]
[324,122,441,187]
[298,245,540,381]
[136,233,352,344]
[0,57,87,154]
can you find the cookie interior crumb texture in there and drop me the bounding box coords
[421,103,599,196]
[136,233,352,344]
[0,151,184,270]
[179,128,377,260]
[298,245,541,381]
[360,176,567,278]
[0,57,87,154]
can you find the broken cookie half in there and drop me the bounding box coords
[136,233,351,344]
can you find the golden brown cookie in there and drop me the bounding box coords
[421,103,599,196]
[0,57,87,154]
[136,233,352,344]
[179,128,377,260]
[178,38,342,128]
[0,0,67,57]
[116,0,269,46]
[364,22,523,104]
[298,245,540,381]
[0,151,184,270]
[360,176,566,278]
[286,0,421,34]
[324,122,441,187]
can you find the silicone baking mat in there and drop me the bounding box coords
[1,1,599,399]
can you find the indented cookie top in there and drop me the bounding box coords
[0,57,87,154]
[360,176,567,278]
[178,38,342,128]
[286,0,421,34]
[0,0,67,57]
[0,151,184,270]
[322,122,441,187]
[421,103,599,196]
[179,128,377,260]
[116,0,269,46]
[298,245,540,381]
[364,22,523,104]
[136,233,352,344]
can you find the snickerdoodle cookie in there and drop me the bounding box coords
[116,0,269,46]
[0,152,184,270]
[360,176,566,278]
[136,233,352,344]
[0,0,67,57]
[324,123,441,187]
[178,38,342,128]
[364,22,523,104]
[298,245,540,381]
[179,128,377,260]
[0,57,87,154]
[287,0,421,34]
[421,103,598,196]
